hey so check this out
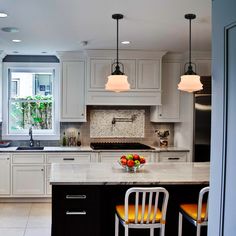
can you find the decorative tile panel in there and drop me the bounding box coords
[90,110,145,138]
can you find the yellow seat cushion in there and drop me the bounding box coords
[116,205,162,224]
[180,203,207,221]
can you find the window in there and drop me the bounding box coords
[2,63,60,140]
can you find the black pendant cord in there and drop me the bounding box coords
[116,17,119,66]
[189,17,192,67]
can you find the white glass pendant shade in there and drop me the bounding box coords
[105,74,130,92]
[178,74,203,93]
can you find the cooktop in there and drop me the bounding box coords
[90,142,154,150]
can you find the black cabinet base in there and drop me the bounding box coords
[51,185,208,236]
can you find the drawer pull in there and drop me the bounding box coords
[168,157,180,160]
[66,211,86,215]
[63,158,75,161]
[66,195,87,199]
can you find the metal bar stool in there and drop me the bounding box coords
[178,186,209,236]
[115,187,169,236]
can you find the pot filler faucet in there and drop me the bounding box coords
[29,127,34,147]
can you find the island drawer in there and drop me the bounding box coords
[12,153,45,164]
[53,186,99,207]
[52,185,100,236]
[158,152,187,162]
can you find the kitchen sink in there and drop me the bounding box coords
[16,146,44,150]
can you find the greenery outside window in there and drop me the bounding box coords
[2,63,60,140]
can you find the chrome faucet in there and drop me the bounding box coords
[29,127,34,147]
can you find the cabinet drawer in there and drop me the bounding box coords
[159,152,187,162]
[12,153,45,164]
[100,152,152,163]
[46,153,90,164]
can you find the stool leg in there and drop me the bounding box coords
[150,228,154,236]
[115,214,119,236]
[124,225,129,236]
[196,224,201,236]
[161,224,165,236]
[178,212,183,236]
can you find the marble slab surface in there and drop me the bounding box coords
[50,162,210,185]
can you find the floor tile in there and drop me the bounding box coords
[0,228,25,236]
[24,228,51,236]
[27,203,51,228]
[0,203,31,228]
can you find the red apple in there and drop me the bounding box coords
[120,155,127,160]
[120,158,127,166]
[140,157,146,164]
[127,159,135,167]
[133,154,140,161]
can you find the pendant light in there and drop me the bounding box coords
[105,14,130,92]
[178,14,203,93]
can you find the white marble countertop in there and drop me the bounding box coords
[50,162,209,185]
[0,146,189,152]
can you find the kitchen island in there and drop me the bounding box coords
[50,162,209,236]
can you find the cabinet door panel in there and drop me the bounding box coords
[137,60,161,89]
[13,166,45,195]
[0,155,10,194]
[120,59,136,88]
[150,62,181,122]
[90,59,112,89]
[61,61,86,121]
[159,62,181,120]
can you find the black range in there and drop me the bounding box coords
[90,142,154,150]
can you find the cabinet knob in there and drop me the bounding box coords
[159,114,162,117]
[41,169,44,171]
[81,113,84,116]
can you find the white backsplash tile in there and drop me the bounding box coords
[90,109,145,138]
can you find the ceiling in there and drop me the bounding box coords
[0,0,211,55]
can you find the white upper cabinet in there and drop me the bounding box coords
[120,59,136,89]
[86,50,166,106]
[59,52,87,122]
[90,59,112,89]
[137,60,160,89]
[150,61,181,122]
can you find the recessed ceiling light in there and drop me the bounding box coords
[121,41,131,45]
[12,39,21,43]
[2,27,19,33]
[0,12,8,18]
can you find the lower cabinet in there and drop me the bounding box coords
[46,152,91,195]
[52,185,100,236]
[12,166,45,195]
[0,155,11,195]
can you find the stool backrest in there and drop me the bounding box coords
[197,186,210,222]
[124,187,169,224]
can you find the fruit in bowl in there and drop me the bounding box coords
[118,154,146,172]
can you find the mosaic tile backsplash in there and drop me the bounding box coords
[0,106,174,147]
[90,109,145,138]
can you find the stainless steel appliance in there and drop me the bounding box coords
[90,142,154,150]
[194,76,211,162]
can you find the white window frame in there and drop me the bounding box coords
[2,62,60,140]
